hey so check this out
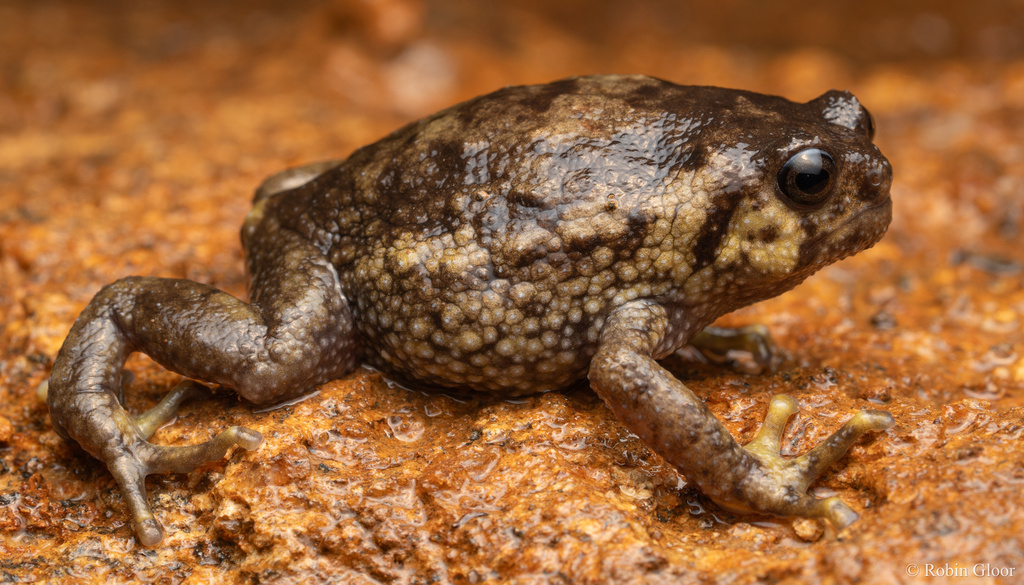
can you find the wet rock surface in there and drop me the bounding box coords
[2,1,1023,583]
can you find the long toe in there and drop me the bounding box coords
[735,402,893,528]
[133,380,208,439]
[745,394,800,457]
[794,409,895,484]
[107,451,165,546]
[815,496,860,530]
[143,426,263,475]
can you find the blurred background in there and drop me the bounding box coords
[2,1,1024,583]
[3,0,1024,121]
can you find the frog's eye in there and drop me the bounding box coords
[777,149,836,207]
[862,107,876,140]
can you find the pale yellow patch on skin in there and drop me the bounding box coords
[669,175,708,240]
[683,265,717,302]
[715,194,806,276]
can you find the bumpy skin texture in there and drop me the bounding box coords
[48,74,895,546]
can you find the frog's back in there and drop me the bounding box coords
[265,74,882,394]
[294,76,720,391]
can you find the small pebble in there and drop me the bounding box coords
[793,518,824,542]
[0,415,14,443]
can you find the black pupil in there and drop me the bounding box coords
[795,163,829,194]
[779,148,834,204]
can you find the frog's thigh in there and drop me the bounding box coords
[47,223,358,545]
[233,224,360,402]
[588,300,893,528]
[101,229,357,402]
[254,159,342,202]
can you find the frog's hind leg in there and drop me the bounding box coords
[47,215,360,546]
[253,159,342,203]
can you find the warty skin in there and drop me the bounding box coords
[47,74,894,545]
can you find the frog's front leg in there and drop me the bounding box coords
[589,300,894,529]
[47,224,360,546]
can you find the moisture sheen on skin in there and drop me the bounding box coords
[47,74,895,546]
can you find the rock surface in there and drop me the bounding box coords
[2,1,1023,583]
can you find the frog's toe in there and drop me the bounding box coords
[785,408,894,493]
[812,496,861,529]
[106,425,263,545]
[730,394,893,529]
[96,382,263,545]
[691,324,777,374]
[133,379,205,439]
[143,426,263,474]
[108,453,164,546]
[744,394,801,457]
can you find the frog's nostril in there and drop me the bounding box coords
[864,161,892,202]
[868,168,885,188]
[881,161,893,189]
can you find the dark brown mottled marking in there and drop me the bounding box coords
[691,196,743,271]
[518,77,581,114]
[756,225,779,243]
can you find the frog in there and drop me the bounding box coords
[46,74,894,546]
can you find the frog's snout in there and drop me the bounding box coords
[863,156,893,204]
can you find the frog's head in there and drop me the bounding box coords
[783,91,893,268]
[679,89,892,308]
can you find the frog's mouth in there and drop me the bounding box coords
[798,196,893,267]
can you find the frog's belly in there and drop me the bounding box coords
[357,323,594,395]
[346,241,606,394]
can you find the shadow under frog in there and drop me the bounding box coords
[45,74,895,546]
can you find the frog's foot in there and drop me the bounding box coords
[722,394,893,529]
[690,325,776,374]
[104,380,263,546]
